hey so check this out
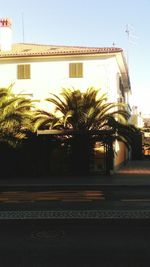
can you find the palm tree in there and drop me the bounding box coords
[0,85,35,147]
[34,87,133,174]
[35,87,129,131]
[109,119,142,159]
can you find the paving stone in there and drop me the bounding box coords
[0,209,150,219]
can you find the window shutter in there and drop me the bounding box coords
[69,63,83,78]
[77,63,83,78]
[17,64,31,79]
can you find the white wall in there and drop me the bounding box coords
[0,56,121,110]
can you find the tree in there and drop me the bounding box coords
[0,85,35,147]
[109,119,142,159]
[35,87,129,131]
[34,87,133,174]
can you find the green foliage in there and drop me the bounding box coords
[33,87,134,170]
[32,87,141,174]
[34,87,130,133]
[108,118,141,149]
[0,84,35,147]
[33,110,60,131]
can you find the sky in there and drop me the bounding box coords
[1,0,150,114]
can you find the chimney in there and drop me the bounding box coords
[0,18,12,51]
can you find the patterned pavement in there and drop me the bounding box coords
[0,209,150,220]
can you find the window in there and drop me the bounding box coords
[119,76,124,97]
[69,63,83,78]
[17,64,31,79]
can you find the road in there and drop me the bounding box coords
[0,186,150,266]
[0,184,150,202]
[0,219,150,266]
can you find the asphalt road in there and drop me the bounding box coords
[0,185,150,202]
[0,186,150,266]
[0,219,150,266]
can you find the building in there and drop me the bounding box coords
[0,18,131,172]
[140,114,150,156]
[130,106,144,128]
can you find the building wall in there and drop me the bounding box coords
[114,141,128,170]
[0,56,121,109]
[0,54,129,170]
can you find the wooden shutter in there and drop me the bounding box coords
[17,64,31,79]
[69,63,83,78]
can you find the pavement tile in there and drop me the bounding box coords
[0,209,150,220]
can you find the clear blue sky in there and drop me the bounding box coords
[1,0,150,113]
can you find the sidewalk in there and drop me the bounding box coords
[116,159,150,175]
[0,159,150,187]
[0,159,150,220]
[112,159,150,185]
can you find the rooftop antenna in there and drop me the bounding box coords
[21,13,25,43]
[125,24,130,67]
[125,24,138,69]
[125,24,138,106]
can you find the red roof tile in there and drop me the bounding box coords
[0,43,123,58]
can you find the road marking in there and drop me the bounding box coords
[0,190,104,203]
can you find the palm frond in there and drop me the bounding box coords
[0,85,35,146]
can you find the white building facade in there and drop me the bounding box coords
[0,19,130,107]
[0,18,131,171]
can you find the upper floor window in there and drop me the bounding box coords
[17,64,31,79]
[69,63,83,78]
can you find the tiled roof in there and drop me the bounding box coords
[0,43,123,58]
